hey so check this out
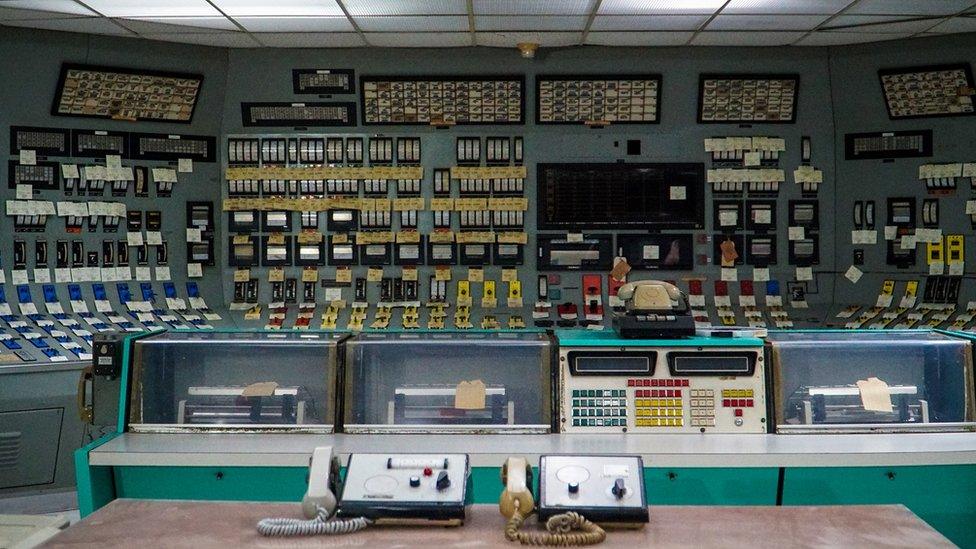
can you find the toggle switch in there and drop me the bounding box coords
[435,470,451,491]
[612,478,626,499]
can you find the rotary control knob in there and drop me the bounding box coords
[611,478,626,499]
[568,482,579,494]
[435,470,451,491]
[409,476,421,488]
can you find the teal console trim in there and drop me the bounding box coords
[555,329,763,348]
[74,432,121,517]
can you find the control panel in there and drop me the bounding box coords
[338,453,470,525]
[558,340,766,433]
[538,454,648,525]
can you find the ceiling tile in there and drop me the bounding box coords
[0,0,96,16]
[590,15,709,30]
[143,32,261,47]
[599,0,727,15]
[476,31,581,47]
[256,32,366,47]
[0,6,91,19]
[585,30,694,45]
[2,16,133,34]
[474,0,595,14]
[846,0,975,15]
[721,0,854,14]
[236,16,353,32]
[343,0,467,15]
[706,14,831,30]
[355,15,469,32]
[120,17,239,32]
[82,0,222,17]
[927,15,976,32]
[823,15,944,33]
[691,31,806,45]
[209,0,343,17]
[475,15,587,30]
[365,32,471,47]
[794,30,914,45]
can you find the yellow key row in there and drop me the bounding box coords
[636,418,683,427]
[721,389,754,398]
[635,399,681,408]
[635,408,683,417]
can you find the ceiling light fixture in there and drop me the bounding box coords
[517,42,538,58]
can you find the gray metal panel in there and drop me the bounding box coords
[0,409,63,489]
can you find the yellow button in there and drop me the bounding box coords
[650,419,659,426]
[677,418,684,427]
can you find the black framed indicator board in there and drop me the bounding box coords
[241,102,357,127]
[698,74,799,123]
[52,63,202,123]
[536,74,661,124]
[360,75,525,125]
[537,163,705,230]
[292,69,355,94]
[844,130,933,160]
[879,64,975,120]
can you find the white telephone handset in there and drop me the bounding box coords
[257,446,370,537]
[302,446,339,519]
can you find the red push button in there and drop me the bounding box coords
[747,399,754,407]
[675,390,682,397]
[423,467,433,477]
[666,379,675,387]
[723,399,731,407]
[734,409,743,417]
[682,379,689,387]
[628,379,635,387]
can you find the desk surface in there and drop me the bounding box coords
[42,500,953,548]
[90,432,976,468]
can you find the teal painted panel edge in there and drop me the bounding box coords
[114,466,309,502]
[556,329,763,348]
[117,330,163,432]
[782,465,976,549]
[74,432,120,517]
[645,467,779,505]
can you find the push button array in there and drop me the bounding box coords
[571,389,627,427]
[689,389,715,427]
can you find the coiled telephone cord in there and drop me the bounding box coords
[257,505,372,537]
[505,502,606,546]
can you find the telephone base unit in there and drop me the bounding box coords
[338,453,471,525]
[538,454,649,526]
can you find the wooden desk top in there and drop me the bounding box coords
[43,500,954,548]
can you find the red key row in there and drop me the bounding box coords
[723,399,754,407]
[635,389,682,398]
[627,379,689,387]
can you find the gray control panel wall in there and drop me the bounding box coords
[219,45,838,328]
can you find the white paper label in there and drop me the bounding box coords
[795,267,813,281]
[753,267,770,282]
[788,226,804,241]
[187,263,203,278]
[155,266,172,281]
[642,245,660,260]
[145,231,163,246]
[845,266,863,284]
[19,149,36,165]
[721,268,738,282]
[186,228,202,243]
[126,231,144,246]
[669,186,686,200]
[178,158,193,173]
[16,184,33,199]
[33,268,51,284]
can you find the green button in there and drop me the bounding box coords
[573,419,580,426]
[588,419,595,426]
[572,390,580,397]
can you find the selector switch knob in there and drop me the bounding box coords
[568,482,579,494]
[409,476,421,488]
[612,478,626,499]
[435,470,451,491]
